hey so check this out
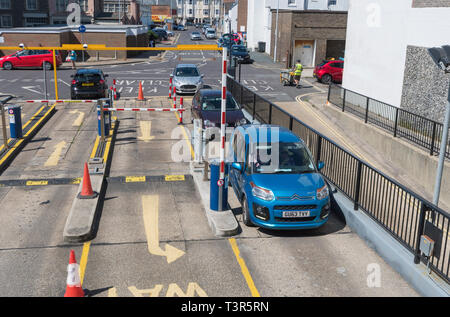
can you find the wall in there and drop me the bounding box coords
[246,0,272,52]
[342,0,450,117]
[268,0,349,11]
[237,0,248,32]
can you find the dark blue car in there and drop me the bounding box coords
[228,125,330,230]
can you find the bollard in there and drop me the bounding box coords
[178,97,184,125]
[113,79,117,100]
[169,77,173,99]
[8,105,23,139]
[173,87,177,109]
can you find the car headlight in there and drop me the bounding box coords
[204,120,216,128]
[250,182,274,201]
[317,184,329,200]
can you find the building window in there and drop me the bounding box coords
[204,9,209,15]
[79,0,88,11]
[204,0,209,4]
[1,15,12,27]
[189,9,193,15]
[0,0,10,9]
[25,17,47,26]
[215,9,219,15]
[288,0,296,5]
[328,0,337,5]
[26,0,38,10]
[56,0,69,12]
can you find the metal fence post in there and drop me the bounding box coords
[268,103,272,124]
[364,97,369,124]
[414,202,428,264]
[430,122,437,156]
[394,108,399,138]
[252,94,256,121]
[289,117,293,131]
[327,83,332,103]
[1,101,8,150]
[316,136,322,164]
[354,161,363,210]
[342,89,346,112]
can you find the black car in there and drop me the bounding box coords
[70,69,108,99]
[191,89,247,128]
[153,28,168,41]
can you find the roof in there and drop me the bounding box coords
[240,125,302,144]
[75,68,103,74]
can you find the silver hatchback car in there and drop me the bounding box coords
[171,64,204,94]
[190,31,202,41]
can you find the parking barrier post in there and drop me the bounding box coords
[173,87,177,109]
[113,79,117,100]
[169,77,173,99]
[178,97,184,125]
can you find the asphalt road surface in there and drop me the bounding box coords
[0,29,418,299]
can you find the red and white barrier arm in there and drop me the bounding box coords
[25,100,96,103]
[101,107,186,112]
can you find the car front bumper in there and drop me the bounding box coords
[246,196,330,230]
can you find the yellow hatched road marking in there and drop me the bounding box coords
[79,242,91,286]
[26,180,48,186]
[165,175,185,182]
[126,176,146,183]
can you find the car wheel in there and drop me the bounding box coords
[43,62,52,70]
[321,74,332,85]
[242,196,255,227]
[3,62,13,70]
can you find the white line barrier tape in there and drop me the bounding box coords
[101,107,186,112]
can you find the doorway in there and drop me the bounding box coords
[294,40,315,67]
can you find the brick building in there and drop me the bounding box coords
[0,0,50,27]
[270,9,347,67]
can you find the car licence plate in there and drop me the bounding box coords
[282,211,310,218]
[82,83,94,86]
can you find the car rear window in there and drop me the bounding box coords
[201,95,239,111]
[75,73,102,82]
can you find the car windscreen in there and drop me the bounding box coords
[75,73,102,82]
[192,32,200,35]
[175,67,199,77]
[232,46,247,52]
[201,95,240,111]
[250,142,315,174]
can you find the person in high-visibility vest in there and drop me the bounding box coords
[293,60,303,88]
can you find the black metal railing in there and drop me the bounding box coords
[328,84,450,159]
[228,76,450,284]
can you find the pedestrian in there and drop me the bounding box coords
[293,59,303,88]
[68,50,77,70]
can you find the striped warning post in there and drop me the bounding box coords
[218,43,228,211]
[101,107,185,112]
[178,97,184,125]
[25,100,96,103]
[169,77,173,99]
[173,86,177,109]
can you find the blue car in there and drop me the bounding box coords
[228,125,330,230]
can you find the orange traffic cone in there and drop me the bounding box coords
[77,162,98,199]
[64,250,85,297]
[138,81,145,101]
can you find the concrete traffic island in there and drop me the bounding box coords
[63,121,118,243]
[191,161,239,237]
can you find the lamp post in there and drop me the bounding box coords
[428,45,450,207]
[273,0,279,63]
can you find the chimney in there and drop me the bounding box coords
[130,0,141,24]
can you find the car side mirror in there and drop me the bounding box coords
[231,162,242,172]
[317,161,325,171]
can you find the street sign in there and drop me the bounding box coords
[217,179,224,187]
[78,25,86,33]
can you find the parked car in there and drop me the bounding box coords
[191,89,247,128]
[228,124,330,230]
[186,21,194,27]
[190,31,202,41]
[167,30,174,37]
[171,64,204,94]
[153,28,168,41]
[195,23,202,28]
[205,28,216,39]
[313,59,344,84]
[202,24,211,34]
[70,68,108,99]
[177,24,186,31]
[0,49,62,70]
[230,44,251,63]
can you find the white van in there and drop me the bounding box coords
[205,28,216,39]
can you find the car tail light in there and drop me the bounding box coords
[99,80,105,85]
[71,80,77,85]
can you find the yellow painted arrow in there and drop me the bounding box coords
[142,195,185,264]
[138,121,155,142]
[44,141,66,167]
[69,110,85,127]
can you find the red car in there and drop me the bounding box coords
[313,60,344,84]
[0,49,62,70]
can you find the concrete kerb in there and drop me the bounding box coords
[190,161,239,237]
[0,103,56,175]
[331,185,450,297]
[63,121,119,243]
